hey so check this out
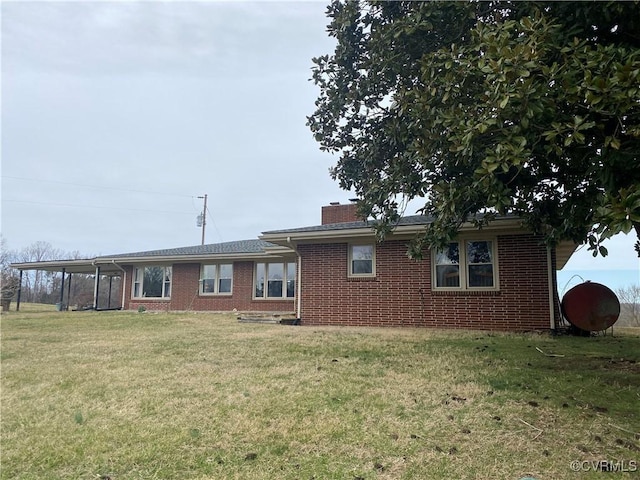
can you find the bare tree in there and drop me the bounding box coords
[615,285,640,327]
[1,236,20,310]
[15,241,64,303]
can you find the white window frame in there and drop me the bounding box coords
[132,266,172,299]
[200,263,233,295]
[348,243,376,277]
[432,238,498,291]
[254,261,296,299]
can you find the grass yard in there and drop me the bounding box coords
[1,309,639,479]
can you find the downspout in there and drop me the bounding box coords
[546,246,555,331]
[286,236,302,321]
[111,260,127,310]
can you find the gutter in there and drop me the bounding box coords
[97,251,290,265]
[261,218,526,246]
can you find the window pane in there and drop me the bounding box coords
[352,245,373,260]
[351,245,373,274]
[469,264,494,287]
[219,264,233,278]
[219,278,232,293]
[267,263,284,297]
[436,243,459,265]
[268,280,283,297]
[143,266,164,297]
[255,263,265,298]
[436,265,460,287]
[163,267,172,297]
[202,265,216,280]
[467,241,492,264]
[201,265,216,293]
[286,262,296,298]
[202,279,216,293]
[435,243,460,287]
[352,260,372,274]
[218,264,232,293]
[133,267,142,297]
[268,263,284,280]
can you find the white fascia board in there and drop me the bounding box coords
[260,227,377,246]
[97,252,287,265]
[261,218,527,246]
[262,246,297,256]
[11,259,120,274]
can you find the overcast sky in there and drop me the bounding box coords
[1,0,638,290]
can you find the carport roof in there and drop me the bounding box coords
[10,239,287,274]
[105,239,276,258]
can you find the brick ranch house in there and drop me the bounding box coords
[11,202,578,331]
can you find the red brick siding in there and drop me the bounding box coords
[122,261,295,313]
[298,234,554,331]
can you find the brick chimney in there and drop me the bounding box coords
[321,200,360,225]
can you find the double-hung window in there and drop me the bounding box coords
[133,266,172,298]
[255,262,296,299]
[349,244,375,277]
[434,240,496,290]
[200,264,233,295]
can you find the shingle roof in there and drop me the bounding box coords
[262,213,520,235]
[262,215,433,235]
[103,239,276,259]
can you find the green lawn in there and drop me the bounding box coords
[1,309,639,479]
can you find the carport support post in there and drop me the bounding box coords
[107,276,113,309]
[93,266,101,310]
[67,273,72,311]
[16,270,23,311]
[59,268,66,309]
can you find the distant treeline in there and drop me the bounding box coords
[1,237,121,309]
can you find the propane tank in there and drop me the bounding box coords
[561,281,620,332]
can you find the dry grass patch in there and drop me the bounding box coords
[1,310,639,479]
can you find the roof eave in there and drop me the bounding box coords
[261,218,526,246]
[10,259,120,275]
[555,241,580,270]
[99,250,295,265]
[11,248,297,273]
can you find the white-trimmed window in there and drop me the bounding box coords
[133,266,172,298]
[200,264,233,295]
[434,240,496,290]
[349,244,375,277]
[255,262,296,299]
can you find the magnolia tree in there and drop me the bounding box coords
[308,1,640,258]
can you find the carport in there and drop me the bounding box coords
[10,259,126,311]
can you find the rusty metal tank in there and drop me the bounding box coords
[561,281,620,332]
